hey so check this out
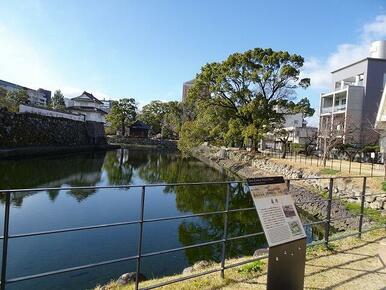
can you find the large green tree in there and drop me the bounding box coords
[138,100,168,135]
[179,48,311,153]
[138,100,183,138]
[0,89,29,112]
[106,98,137,136]
[51,89,66,111]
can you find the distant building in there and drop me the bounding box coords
[0,79,51,107]
[261,106,317,150]
[182,79,194,101]
[319,40,386,147]
[66,91,107,123]
[128,120,150,138]
[100,99,114,113]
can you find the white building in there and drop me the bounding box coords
[319,40,386,147]
[66,91,107,123]
[261,108,317,150]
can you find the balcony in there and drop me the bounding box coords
[320,105,346,114]
[334,104,346,112]
[321,107,333,114]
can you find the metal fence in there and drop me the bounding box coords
[262,149,385,177]
[0,177,385,290]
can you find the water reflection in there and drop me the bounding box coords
[0,148,324,289]
[0,151,106,205]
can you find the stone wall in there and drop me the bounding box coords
[195,145,383,230]
[0,108,106,147]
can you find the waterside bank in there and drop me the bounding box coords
[192,145,379,231]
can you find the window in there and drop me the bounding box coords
[335,99,339,106]
[342,99,346,105]
[383,73,386,89]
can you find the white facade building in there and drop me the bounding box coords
[66,92,107,123]
[261,108,317,150]
[319,40,386,147]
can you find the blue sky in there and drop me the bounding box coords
[0,0,386,123]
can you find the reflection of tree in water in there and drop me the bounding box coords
[135,151,265,264]
[103,148,148,184]
[177,183,266,264]
[0,151,106,205]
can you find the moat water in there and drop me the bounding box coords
[0,149,323,290]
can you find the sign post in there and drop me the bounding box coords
[247,176,307,290]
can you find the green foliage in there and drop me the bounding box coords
[319,168,340,175]
[0,89,29,112]
[344,201,386,224]
[138,100,183,138]
[362,145,380,153]
[290,143,304,153]
[282,97,315,117]
[238,260,265,274]
[177,121,207,154]
[50,90,66,111]
[382,181,386,192]
[179,47,312,153]
[106,98,137,136]
[306,243,337,256]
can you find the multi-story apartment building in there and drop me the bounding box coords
[261,107,318,150]
[319,40,386,148]
[0,79,51,107]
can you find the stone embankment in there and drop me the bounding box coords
[0,107,106,147]
[107,135,178,150]
[194,145,384,231]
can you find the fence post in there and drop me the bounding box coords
[339,158,342,172]
[359,159,362,175]
[324,178,333,247]
[358,177,367,238]
[331,158,334,169]
[371,159,374,177]
[349,159,352,173]
[135,187,146,290]
[286,179,291,191]
[1,192,11,290]
[220,184,231,278]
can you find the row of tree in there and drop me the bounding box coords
[106,98,184,139]
[106,47,316,155]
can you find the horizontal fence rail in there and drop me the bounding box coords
[0,176,385,290]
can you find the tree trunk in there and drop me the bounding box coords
[281,142,287,159]
[121,118,125,136]
[323,137,327,166]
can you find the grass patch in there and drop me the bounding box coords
[382,181,386,192]
[319,168,340,175]
[306,243,337,257]
[344,201,386,224]
[237,260,265,274]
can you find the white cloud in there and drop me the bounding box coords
[303,14,386,90]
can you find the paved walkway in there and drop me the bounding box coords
[224,231,386,290]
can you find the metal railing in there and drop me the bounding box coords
[262,149,385,177]
[0,176,385,290]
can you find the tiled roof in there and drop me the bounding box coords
[72,91,103,104]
